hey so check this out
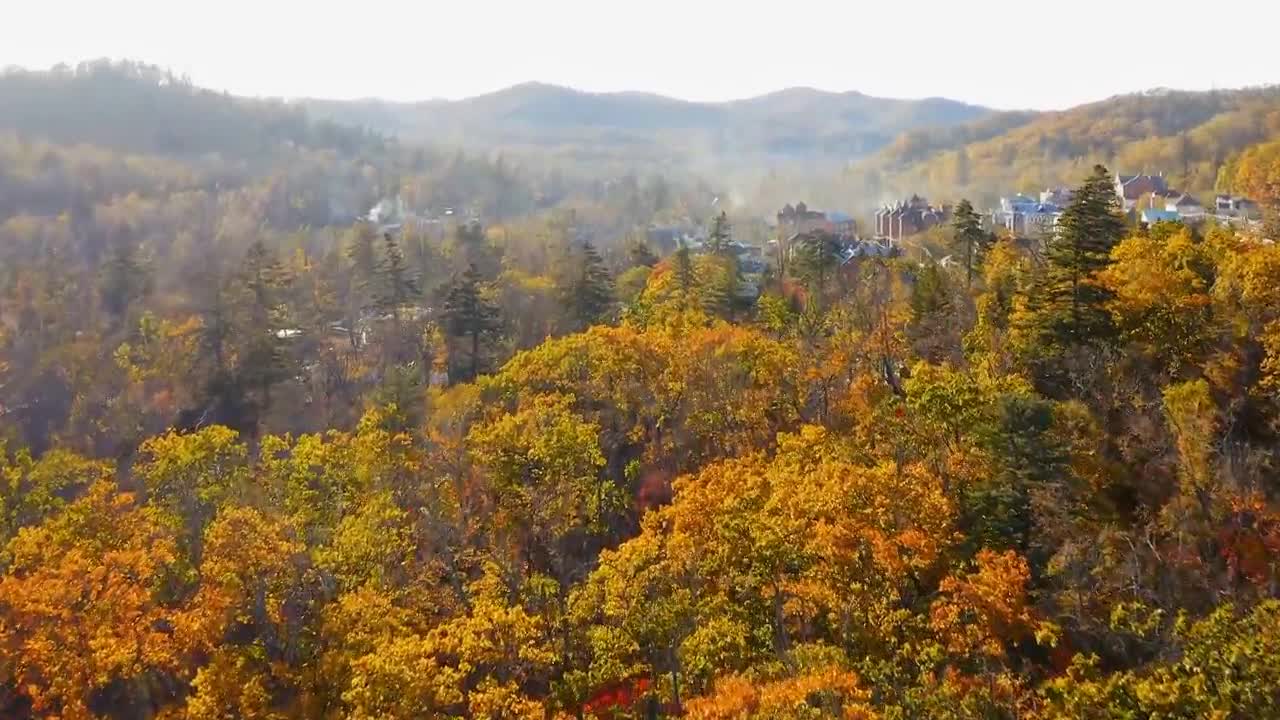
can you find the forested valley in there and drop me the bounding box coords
[3,61,1280,720]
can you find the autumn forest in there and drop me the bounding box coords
[3,61,1280,720]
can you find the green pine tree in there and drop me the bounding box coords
[969,395,1068,563]
[99,235,152,324]
[909,261,958,363]
[910,262,954,322]
[443,264,502,382]
[673,241,696,311]
[560,240,614,329]
[707,211,732,255]
[346,221,380,312]
[373,232,421,319]
[698,255,733,319]
[1032,164,1127,349]
[951,199,990,289]
[238,240,293,412]
[793,231,843,311]
[706,212,744,318]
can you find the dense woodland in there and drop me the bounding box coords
[4,61,1280,719]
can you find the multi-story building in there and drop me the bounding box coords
[873,195,950,241]
[1115,172,1169,211]
[776,202,830,237]
[994,194,1062,239]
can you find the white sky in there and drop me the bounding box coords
[3,0,1277,109]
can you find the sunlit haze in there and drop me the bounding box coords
[4,0,1277,109]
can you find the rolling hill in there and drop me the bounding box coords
[7,61,1277,221]
[0,60,388,161]
[833,86,1280,210]
[304,83,997,174]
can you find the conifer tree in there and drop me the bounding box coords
[373,232,421,321]
[705,212,744,318]
[951,199,990,289]
[673,241,696,311]
[1031,165,1127,349]
[559,241,614,329]
[909,261,957,362]
[707,211,732,255]
[910,261,954,324]
[99,236,151,323]
[238,240,293,411]
[443,264,502,382]
[698,256,733,320]
[793,231,843,310]
[346,222,380,312]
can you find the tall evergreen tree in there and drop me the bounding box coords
[909,261,959,363]
[951,199,990,289]
[793,231,844,310]
[346,222,380,312]
[98,235,152,324]
[1032,164,1127,349]
[706,212,744,318]
[969,395,1066,560]
[698,256,734,320]
[442,264,502,382]
[373,232,421,320]
[237,240,293,412]
[559,241,614,330]
[707,211,732,255]
[672,241,696,311]
[190,268,256,434]
[197,271,233,376]
[910,261,954,323]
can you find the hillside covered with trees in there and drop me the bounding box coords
[4,60,1280,720]
[831,86,1280,210]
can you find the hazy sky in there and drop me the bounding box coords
[4,0,1277,109]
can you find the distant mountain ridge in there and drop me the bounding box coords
[6,61,1276,220]
[304,82,997,173]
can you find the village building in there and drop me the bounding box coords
[776,202,858,238]
[776,202,829,237]
[873,195,950,241]
[1215,194,1258,218]
[993,194,1063,239]
[1114,172,1169,211]
[1165,193,1205,221]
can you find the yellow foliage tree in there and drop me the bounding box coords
[0,481,180,719]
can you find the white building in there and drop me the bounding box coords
[1165,193,1205,221]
